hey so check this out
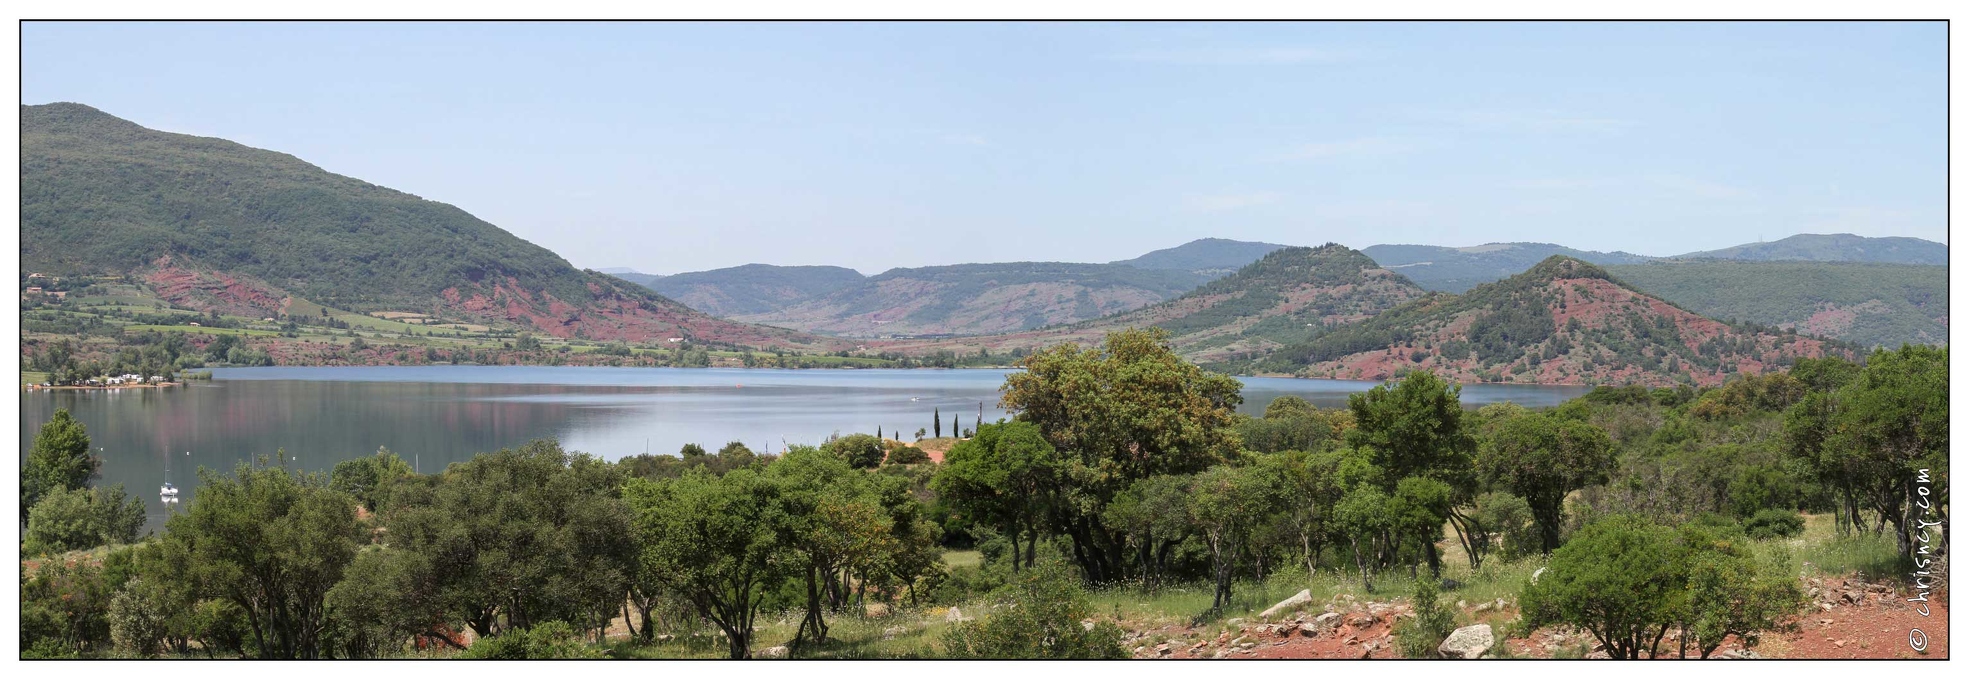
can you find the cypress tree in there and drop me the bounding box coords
[934,409,942,438]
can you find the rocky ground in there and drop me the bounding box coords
[1124,573,1948,660]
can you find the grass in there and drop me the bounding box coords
[943,550,982,569]
[124,324,284,337]
[1786,512,1908,581]
[22,371,49,385]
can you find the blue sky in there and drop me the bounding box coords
[23,21,1946,275]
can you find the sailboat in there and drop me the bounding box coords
[161,452,182,503]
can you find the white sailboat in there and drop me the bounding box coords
[161,452,182,503]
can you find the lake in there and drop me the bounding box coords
[19,366,1591,531]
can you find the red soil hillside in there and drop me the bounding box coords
[1250,256,1853,387]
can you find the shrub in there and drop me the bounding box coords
[941,563,1126,659]
[461,621,607,659]
[108,578,173,657]
[1394,574,1458,658]
[1742,509,1806,540]
[886,445,930,465]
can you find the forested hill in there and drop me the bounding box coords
[646,264,867,317]
[875,244,1427,363]
[20,102,837,349]
[1605,261,1947,349]
[1672,233,1947,265]
[1361,242,1654,293]
[1247,256,1851,386]
[733,262,1217,337]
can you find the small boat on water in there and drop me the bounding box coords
[160,482,179,498]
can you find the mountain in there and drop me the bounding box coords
[645,264,866,317]
[597,269,666,288]
[1673,233,1946,265]
[20,102,837,349]
[1361,242,1654,293]
[875,244,1427,363]
[736,262,1216,337]
[1605,261,1947,349]
[1111,238,1292,276]
[1248,256,1851,386]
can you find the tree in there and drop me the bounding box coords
[1187,463,1284,611]
[935,408,942,438]
[24,484,145,554]
[1520,514,1688,659]
[766,446,896,646]
[932,421,1062,573]
[1257,449,1345,579]
[1477,412,1615,553]
[1001,328,1243,583]
[1784,346,1947,558]
[323,544,451,658]
[625,469,786,659]
[150,461,363,659]
[329,447,415,513]
[24,408,98,516]
[382,441,633,640]
[1345,371,1476,574]
[1333,485,1394,592]
[823,433,887,470]
[1099,473,1188,589]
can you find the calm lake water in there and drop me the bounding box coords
[20,366,1589,531]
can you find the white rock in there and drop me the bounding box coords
[1259,589,1314,619]
[1531,567,1547,584]
[945,607,965,622]
[757,645,789,659]
[1437,624,1495,659]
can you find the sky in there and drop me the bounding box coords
[22,21,1947,275]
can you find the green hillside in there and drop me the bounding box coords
[1361,242,1654,293]
[1673,233,1946,265]
[1249,256,1851,386]
[22,102,592,310]
[1606,261,1947,349]
[645,264,867,317]
[19,102,837,349]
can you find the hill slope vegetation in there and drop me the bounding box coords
[1673,233,1946,265]
[736,262,1218,337]
[20,102,833,349]
[1361,242,1654,293]
[878,245,1427,363]
[645,264,867,317]
[1606,261,1947,349]
[1248,256,1851,386]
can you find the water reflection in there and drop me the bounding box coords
[21,367,1590,532]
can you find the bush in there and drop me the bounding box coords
[1394,574,1458,658]
[886,444,930,465]
[461,621,607,659]
[1742,509,1805,540]
[24,484,146,554]
[941,563,1126,659]
[109,578,173,657]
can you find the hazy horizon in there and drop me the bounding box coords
[23,22,1945,275]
